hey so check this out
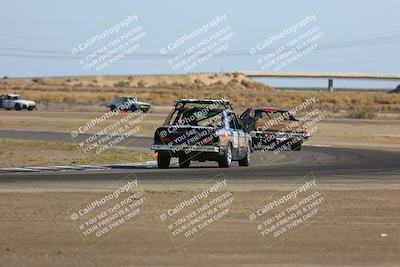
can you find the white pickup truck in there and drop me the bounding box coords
[0,94,36,111]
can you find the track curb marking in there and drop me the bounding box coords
[0,161,159,173]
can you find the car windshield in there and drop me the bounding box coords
[254,110,297,121]
[165,108,224,127]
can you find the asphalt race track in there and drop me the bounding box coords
[0,129,399,186]
[0,129,153,149]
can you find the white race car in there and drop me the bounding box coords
[0,94,36,111]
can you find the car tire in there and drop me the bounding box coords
[218,143,232,168]
[110,105,117,112]
[141,107,150,113]
[179,156,190,168]
[238,147,250,167]
[130,105,138,112]
[291,141,302,151]
[15,104,21,111]
[157,151,171,169]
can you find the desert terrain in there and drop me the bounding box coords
[1,182,399,267]
[0,74,399,267]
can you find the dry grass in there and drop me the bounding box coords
[1,74,399,117]
[0,139,154,168]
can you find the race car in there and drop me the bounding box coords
[151,99,252,168]
[106,96,151,113]
[240,107,310,151]
[0,94,36,111]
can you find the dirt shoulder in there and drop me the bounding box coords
[309,118,400,151]
[0,186,399,267]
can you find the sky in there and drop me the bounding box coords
[0,0,399,88]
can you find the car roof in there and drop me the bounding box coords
[175,99,233,109]
[7,94,20,97]
[251,107,288,112]
[177,98,231,104]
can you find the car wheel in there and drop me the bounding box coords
[15,104,21,111]
[179,156,190,168]
[218,144,232,168]
[238,147,250,167]
[157,151,171,169]
[28,107,34,111]
[141,107,150,113]
[110,105,117,112]
[130,105,138,112]
[291,141,303,151]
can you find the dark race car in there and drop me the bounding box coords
[151,99,252,168]
[240,107,310,151]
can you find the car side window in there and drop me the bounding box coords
[228,113,242,130]
[239,109,250,120]
[254,110,263,119]
[233,114,243,130]
[228,116,235,129]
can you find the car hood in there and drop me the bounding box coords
[15,100,36,105]
[255,119,307,133]
[136,101,151,106]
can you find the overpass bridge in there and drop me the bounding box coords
[243,71,400,91]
